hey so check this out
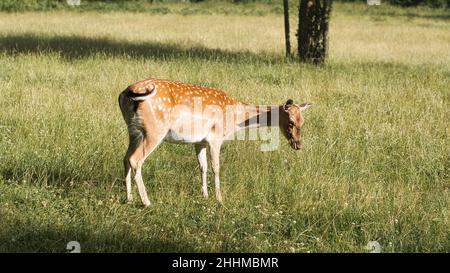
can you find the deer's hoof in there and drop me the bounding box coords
[216,194,223,204]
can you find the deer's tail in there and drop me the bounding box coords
[124,84,156,102]
[118,83,157,116]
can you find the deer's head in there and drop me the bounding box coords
[280,99,312,150]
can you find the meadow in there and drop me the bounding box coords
[0,2,449,252]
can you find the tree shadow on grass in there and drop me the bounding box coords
[378,11,450,21]
[0,163,121,189]
[1,33,433,74]
[0,33,282,64]
[0,223,196,253]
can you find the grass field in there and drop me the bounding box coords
[0,2,449,252]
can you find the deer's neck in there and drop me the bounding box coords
[236,105,283,129]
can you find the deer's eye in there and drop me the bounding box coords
[290,123,301,131]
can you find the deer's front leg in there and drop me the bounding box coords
[195,143,209,198]
[209,141,223,203]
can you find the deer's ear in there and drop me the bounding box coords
[283,99,294,112]
[299,102,312,111]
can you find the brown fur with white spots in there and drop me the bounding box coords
[119,78,312,206]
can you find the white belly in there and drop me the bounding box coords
[164,110,218,144]
[164,129,208,144]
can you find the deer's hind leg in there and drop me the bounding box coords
[124,130,167,207]
[195,143,209,198]
[208,140,223,203]
[124,156,133,203]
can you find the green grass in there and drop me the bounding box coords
[0,2,449,252]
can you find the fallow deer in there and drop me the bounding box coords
[118,78,312,206]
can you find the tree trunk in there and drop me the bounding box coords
[297,0,332,64]
[283,0,291,58]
